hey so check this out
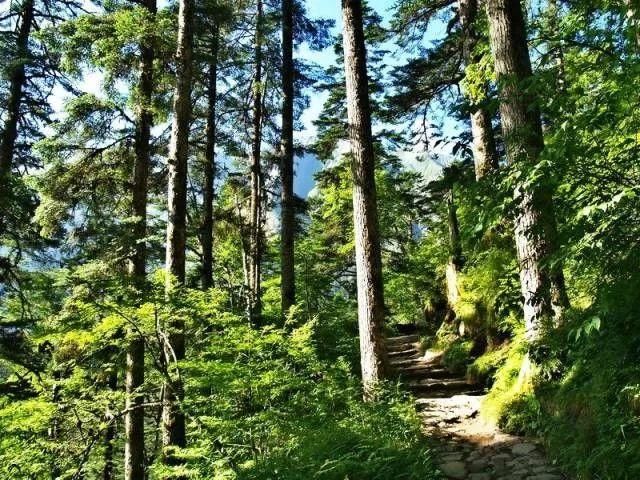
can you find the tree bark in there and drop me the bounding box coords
[459,0,499,180]
[124,2,155,478]
[102,371,118,480]
[341,0,387,398]
[49,379,61,480]
[163,0,194,470]
[485,0,568,341]
[249,0,264,325]
[124,336,145,479]
[280,0,296,315]
[201,29,219,290]
[0,0,34,177]
[445,188,462,312]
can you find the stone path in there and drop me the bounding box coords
[387,334,567,480]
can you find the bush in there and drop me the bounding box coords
[466,342,511,385]
[179,296,441,480]
[441,339,474,375]
[480,286,640,478]
[497,393,542,435]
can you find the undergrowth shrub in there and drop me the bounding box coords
[182,299,440,480]
[536,304,640,479]
[441,339,473,375]
[480,331,528,425]
[466,341,511,385]
[480,281,640,479]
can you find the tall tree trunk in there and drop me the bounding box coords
[249,0,264,325]
[163,0,194,470]
[280,0,296,314]
[459,0,499,180]
[485,0,568,341]
[49,379,61,480]
[341,0,387,398]
[201,28,219,290]
[0,0,34,177]
[545,0,571,323]
[445,188,462,316]
[125,336,145,478]
[124,1,155,477]
[103,371,118,480]
[469,107,498,180]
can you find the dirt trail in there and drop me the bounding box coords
[387,334,567,480]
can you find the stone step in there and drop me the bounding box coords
[393,366,452,379]
[388,348,419,358]
[414,388,486,402]
[387,341,419,353]
[389,356,433,368]
[415,389,486,401]
[407,378,474,394]
[386,334,420,345]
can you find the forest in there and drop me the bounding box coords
[0,0,639,478]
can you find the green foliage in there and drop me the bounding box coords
[441,339,473,375]
[2,0,640,478]
[480,281,640,478]
[480,332,527,425]
[178,286,438,479]
[535,289,640,478]
[453,247,520,338]
[0,399,56,479]
[0,272,440,479]
[466,341,511,385]
[497,393,542,436]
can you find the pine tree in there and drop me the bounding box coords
[280,0,296,314]
[0,0,34,177]
[341,0,387,397]
[163,0,195,468]
[125,0,157,475]
[484,0,567,343]
[459,0,499,179]
[248,0,264,325]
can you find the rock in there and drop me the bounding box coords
[439,461,467,479]
[468,474,491,480]
[533,465,552,472]
[491,454,511,475]
[490,453,511,468]
[511,443,537,455]
[468,458,489,473]
[527,475,562,480]
[466,451,482,462]
[440,452,465,462]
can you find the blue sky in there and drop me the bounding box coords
[293,0,400,197]
[293,0,452,197]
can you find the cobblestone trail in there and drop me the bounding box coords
[387,334,567,480]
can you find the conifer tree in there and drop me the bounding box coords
[341,0,387,396]
[484,0,567,342]
[248,0,264,325]
[163,0,195,468]
[125,0,156,475]
[280,0,296,314]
